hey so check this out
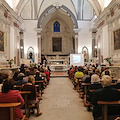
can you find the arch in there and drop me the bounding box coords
[27,46,35,61]
[82,46,89,62]
[15,0,101,17]
[87,0,101,16]
[16,0,29,15]
[37,5,78,28]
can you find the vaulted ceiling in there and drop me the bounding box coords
[4,0,112,29]
[5,0,112,18]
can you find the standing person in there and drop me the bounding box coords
[0,78,24,119]
[92,75,120,120]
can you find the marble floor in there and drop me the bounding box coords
[29,77,93,120]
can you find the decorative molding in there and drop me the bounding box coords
[98,21,104,28]
[13,22,19,29]
[1,0,23,24]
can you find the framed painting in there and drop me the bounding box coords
[113,29,120,50]
[0,31,4,52]
[52,37,62,52]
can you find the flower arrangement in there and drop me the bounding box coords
[104,57,112,66]
[7,59,14,67]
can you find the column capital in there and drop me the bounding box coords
[73,28,81,33]
[34,28,42,33]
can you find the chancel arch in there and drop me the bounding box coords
[37,5,78,29]
[40,9,75,56]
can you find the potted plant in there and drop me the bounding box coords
[7,59,14,68]
[104,57,112,66]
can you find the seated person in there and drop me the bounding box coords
[34,71,43,81]
[82,69,91,83]
[0,78,24,119]
[74,67,84,90]
[12,71,20,81]
[113,78,120,89]
[0,73,3,92]
[15,73,27,85]
[44,68,50,84]
[21,75,42,117]
[34,71,44,92]
[92,75,120,120]
[105,70,110,76]
[24,69,30,82]
[87,74,102,103]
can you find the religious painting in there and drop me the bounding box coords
[113,29,120,50]
[52,37,62,52]
[0,31,4,52]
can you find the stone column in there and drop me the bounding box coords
[35,28,42,63]
[74,29,80,54]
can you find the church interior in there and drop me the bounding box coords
[0,0,120,120]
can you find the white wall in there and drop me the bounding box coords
[23,20,38,63]
[78,21,92,60]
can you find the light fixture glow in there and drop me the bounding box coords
[95,46,97,49]
[20,46,23,49]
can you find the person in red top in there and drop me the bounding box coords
[44,68,50,84]
[0,78,24,119]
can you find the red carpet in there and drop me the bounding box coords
[51,71,68,77]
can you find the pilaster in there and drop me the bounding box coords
[35,28,42,63]
[73,29,80,54]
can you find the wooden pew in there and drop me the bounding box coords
[20,91,31,118]
[0,102,26,120]
[35,81,44,95]
[81,83,91,109]
[97,101,120,120]
[14,85,39,90]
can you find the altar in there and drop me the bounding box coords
[49,64,69,71]
[47,55,70,71]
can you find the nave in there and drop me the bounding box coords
[29,77,93,120]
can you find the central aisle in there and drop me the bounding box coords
[30,77,93,120]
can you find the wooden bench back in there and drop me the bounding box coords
[98,101,120,120]
[0,102,21,120]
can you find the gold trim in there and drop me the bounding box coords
[0,31,5,52]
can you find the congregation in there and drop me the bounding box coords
[68,64,120,120]
[0,64,51,119]
[0,63,120,120]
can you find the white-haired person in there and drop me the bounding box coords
[87,74,102,103]
[92,75,120,120]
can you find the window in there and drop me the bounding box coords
[53,21,60,32]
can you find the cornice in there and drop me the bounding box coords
[94,0,120,29]
[1,0,23,24]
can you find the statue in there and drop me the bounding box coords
[29,52,33,59]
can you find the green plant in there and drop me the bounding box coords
[7,59,14,67]
[104,57,112,65]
